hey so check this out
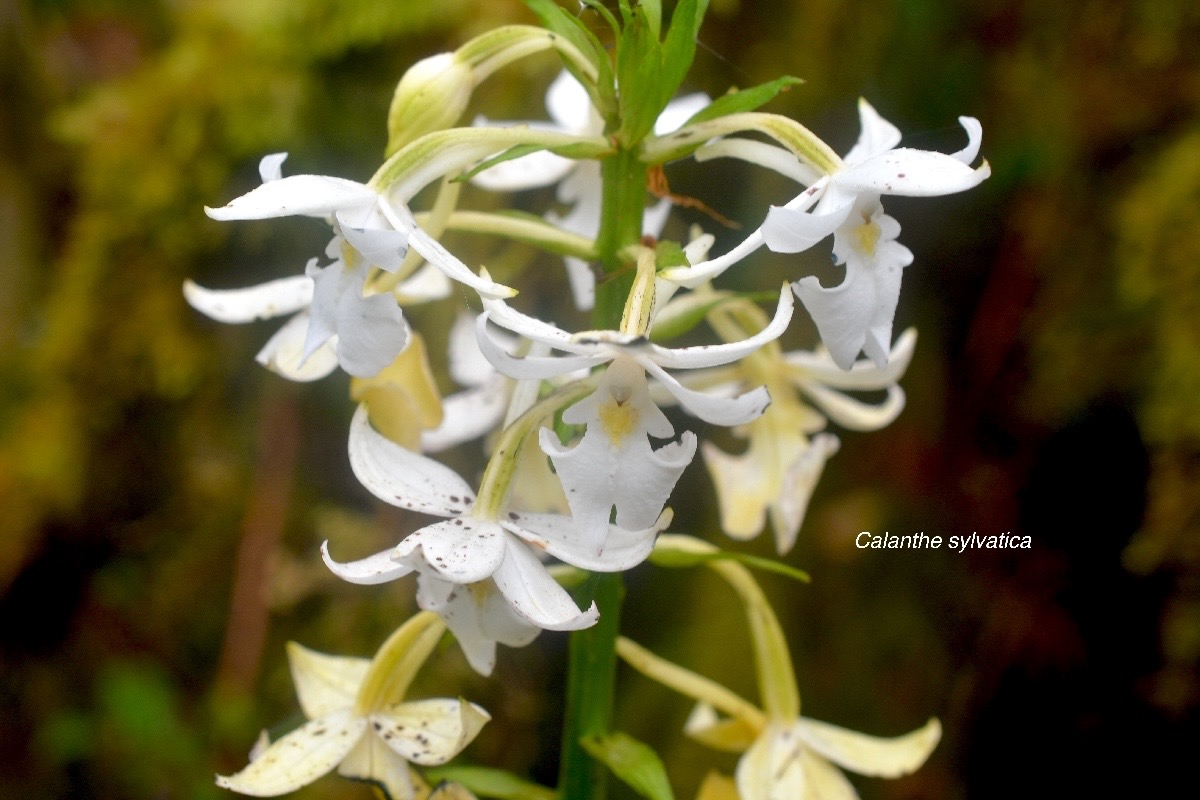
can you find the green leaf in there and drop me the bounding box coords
[648,547,811,583]
[523,0,616,118]
[641,0,663,39]
[657,0,708,111]
[580,731,675,800]
[684,76,805,127]
[653,240,689,270]
[423,766,558,800]
[616,8,664,145]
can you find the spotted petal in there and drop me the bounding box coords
[370,698,490,766]
[492,538,599,630]
[216,711,367,796]
[348,405,476,517]
[395,519,508,584]
[503,510,667,572]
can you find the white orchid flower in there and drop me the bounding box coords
[623,536,941,800]
[472,71,709,309]
[664,99,988,369]
[322,405,668,673]
[217,613,488,799]
[475,285,794,553]
[189,152,514,380]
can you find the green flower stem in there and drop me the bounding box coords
[558,572,624,800]
[593,147,649,328]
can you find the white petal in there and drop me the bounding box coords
[660,227,765,288]
[286,642,370,719]
[836,149,990,197]
[476,313,608,380]
[420,378,510,453]
[642,197,672,239]
[336,211,411,272]
[395,519,508,584]
[794,716,941,778]
[545,69,594,133]
[492,538,599,630]
[844,98,903,164]
[259,152,288,183]
[333,288,410,378]
[206,175,376,220]
[255,312,340,382]
[183,276,313,323]
[348,404,476,516]
[370,698,490,766]
[301,260,345,364]
[448,311,500,388]
[792,259,876,371]
[503,510,665,572]
[661,179,827,289]
[859,241,909,369]
[539,424,693,554]
[646,286,793,370]
[417,575,540,676]
[382,203,516,299]
[337,732,418,800]
[216,711,366,796]
[654,92,711,135]
[322,540,415,586]
[562,256,597,311]
[762,190,854,254]
[952,116,984,165]
[394,262,453,304]
[479,296,580,350]
[642,359,771,426]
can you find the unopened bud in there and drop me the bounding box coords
[386,53,475,156]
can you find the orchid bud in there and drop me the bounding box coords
[386,53,474,155]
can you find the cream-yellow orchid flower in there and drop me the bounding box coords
[622,536,940,800]
[217,612,489,799]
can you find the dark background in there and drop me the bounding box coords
[2,0,1197,797]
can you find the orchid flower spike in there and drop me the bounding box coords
[472,71,709,309]
[217,613,489,799]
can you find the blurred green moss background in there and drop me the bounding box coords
[1,0,1198,798]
